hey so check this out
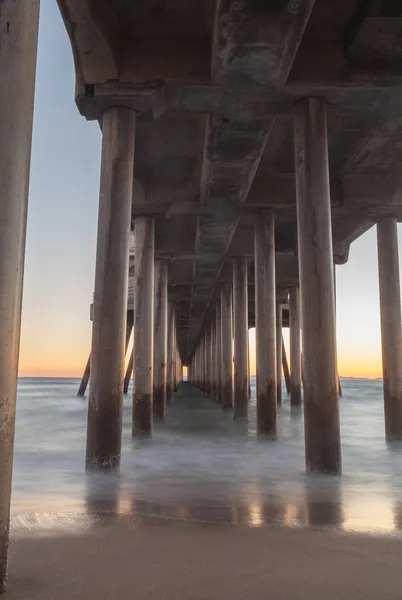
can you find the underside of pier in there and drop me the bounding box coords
[57,0,402,357]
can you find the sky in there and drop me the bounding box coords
[18,0,396,379]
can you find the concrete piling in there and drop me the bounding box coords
[233,258,249,419]
[132,216,155,437]
[294,97,341,474]
[86,107,136,471]
[124,348,134,394]
[153,260,168,420]
[276,304,283,405]
[254,210,277,437]
[167,302,175,403]
[282,336,291,394]
[0,0,40,589]
[377,217,402,441]
[77,355,91,397]
[221,284,234,410]
[211,318,217,399]
[289,287,302,407]
[216,302,222,403]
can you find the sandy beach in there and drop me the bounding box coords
[6,515,402,599]
[6,378,402,598]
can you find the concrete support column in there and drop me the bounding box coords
[124,348,134,394]
[216,303,222,403]
[233,258,249,418]
[282,336,291,394]
[197,348,200,388]
[202,334,206,392]
[78,355,91,397]
[333,267,342,397]
[122,309,134,393]
[0,1,40,590]
[276,304,283,405]
[172,311,177,392]
[175,349,178,390]
[294,97,341,474]
[377,218,402,441]
[174,349,177,390]
[221,284,233,409]
[167,302,175,403]
[209,326,213,396]
[86,108,136,470]
[198,339,202,390]
[290,287,302,407]
[203,331,208,393]
[195,344,199,388]
[254,210,277,437]
[210,319,217,398]
[196,348,199,388]
[133,217,155,436]
[125,310,134,353]
[153,260,168,420]
[204,327,210,395]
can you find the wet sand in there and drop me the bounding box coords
[8,379,402,597]
[6,515,402,599]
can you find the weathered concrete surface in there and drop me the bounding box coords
[220,283,233,410]
[276,305,283,405]
[167,302,175,404]
[233,258,248,419]
[0,0,40,591]
[153,261,168,421]
[205,325,212,397]
[254,210,277,437]
[202,334,207,393]
[294,98,341,474]
[133,217,154,437]
[289,288,302,407]
[377,218,402,442]
[210,319,217,399]
[215,302,222,404]
[86,108,135,471]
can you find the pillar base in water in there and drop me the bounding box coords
[221,381,233,410]
[290,385,302,407]
[132,394,153,437]
[233,384,248,419]
[257,384,277,438]
[153,386,166,421]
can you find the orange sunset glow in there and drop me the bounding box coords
[18,325,384,379]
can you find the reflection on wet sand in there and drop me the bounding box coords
[60,471,400,536]
[11,378,402,538]
[10,479,402,537]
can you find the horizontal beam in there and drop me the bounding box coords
[76,81,402,122]
[131,174,402,221]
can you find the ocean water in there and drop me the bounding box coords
[11,377,402,534]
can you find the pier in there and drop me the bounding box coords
[3,0,402,592]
